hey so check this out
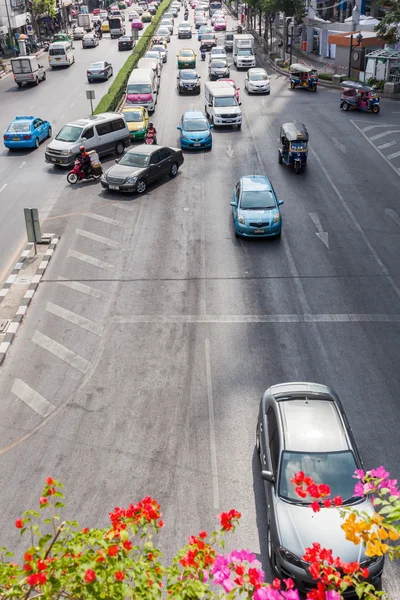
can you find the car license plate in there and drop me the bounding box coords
[13,137,19,141]
[109,185,119,190]
[51,158,57,162]
[55,58,61,61]
[254,228,264,234]
[225,119,234,123]
[193,143,201,146]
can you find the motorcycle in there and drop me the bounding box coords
[184,11,188,20]
[201,49,206,61]
[67,159,102,184]
[236,25,243,34]
[145,131,157,145]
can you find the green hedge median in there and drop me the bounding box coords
[93,0,171,115]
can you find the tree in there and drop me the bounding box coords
[374,0,400,44]
[31,0,56,19]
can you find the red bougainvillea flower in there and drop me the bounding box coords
[199,530,207,539]
[311,500,321,513]
[37,559,47,571]
[39,497,48,505]
[123,540,133,551]
[15,519,23,529]
[23,563,32,572]
[291,471,305,485]
[27,573,47,586]
[272,578,281,589]
[115,571,125,581]
[82,528,89,534]
[46,477,54,485]
[24,553,33,561]
[108,545,119,557]
[323,498,332,508]
[158,519,164,528]
[333,496,343,506]
[307,484,321,499]
[218,509,241,531]
[319,484,330,497]
[360,567,370,578]
[84,569,96,583]
[295,486,307,498]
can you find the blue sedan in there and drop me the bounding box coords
[3,116,52,150]
[230,175,283,238]
[177,111,213,150]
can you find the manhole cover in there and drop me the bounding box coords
[15,277,32,285]
[0,319,11,333]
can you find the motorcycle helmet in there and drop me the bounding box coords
[80,145,86,152]
[148,122,154,129]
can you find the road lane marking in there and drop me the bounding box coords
[70,102,75,107]
[19,161,26,169]
[377,141,396,150]
[57,276,107,298]
[85,212,125,227]
[46,302,104,336]
[67,249,114,272]
[11,378,55,418]
[309,213,329,249]
[113,203,137,213]
[76,228,120,248]
[369,130,400,141]
[205,338,219,510]
[360,124,397,133]
[0,184,8,193]
[387,150,400,161]
[351,120,400,178]
[32,330,90,373]
[385,208,400,227]
[311,144,400,301]
[111,314,400,324]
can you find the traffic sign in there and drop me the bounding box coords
[27,24,34,35]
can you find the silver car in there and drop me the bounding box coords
[245,67,271,94]
[144,50,164,69]
[73,26,85,40]
[256,382,384,595]
[151,44,167,63]
[87,60,113,82]
[82,33,99,48]
[155,27,171,42]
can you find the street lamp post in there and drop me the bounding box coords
[347,32,363,78]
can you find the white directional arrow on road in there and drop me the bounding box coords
[385,208,400,227]
[226,143,234,158]
[309,213,329,249]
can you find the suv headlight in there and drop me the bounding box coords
[274,212,280,223]
[125,176,137,184]
[279,546,303,568]
[238,214,245,224]
[61,150,73,156]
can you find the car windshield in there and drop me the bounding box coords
[90,62,105,68]
[146,52,160,59]
[124,111,143,122]
[8,121,30,132]
[238,48,253,55]
[240,190,276,210]
[158,28,169,34]
[56,125,83,142]
[180,70,197,79]
[212,48,225,54]
[183,118,208,131]
[202,34,214,40]
[180,24,190,28]
[214,96,236,107]
[291,141,307,150]
[127,83,152,94]
[250,72,267,80]
[119,153,149,167]
[215,19,225,23]
[211,60,227,68]
[279,451,359,504]
[180,50,193,57]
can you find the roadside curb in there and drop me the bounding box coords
[0,235,59,366]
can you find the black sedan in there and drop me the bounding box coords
[209,58,230,80]
[177,69,200,94]
[101,145,184,194]
[118,35,135,50]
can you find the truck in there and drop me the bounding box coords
[233,34,256,69]
[11,56,46,87]
[204,81,242,128]
[77,12,91,29]
[109,16,125,38]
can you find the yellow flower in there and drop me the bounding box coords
[377,527,389,540]
[388,529,400,541]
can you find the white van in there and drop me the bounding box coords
[204,81,242,128]
[125,68,158,113]
[48,41,75,67]
[137,58,161,83]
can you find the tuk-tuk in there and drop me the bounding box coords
[289,63,318,92]
[53,32,73,43]
[278,122,309,174]
[340,81,380,114]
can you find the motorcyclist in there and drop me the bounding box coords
[78,146,91,178]
[146,122,157,144]
[200,41,207,59]
[184,7,189,19]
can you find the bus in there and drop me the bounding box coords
[209,1,222,16]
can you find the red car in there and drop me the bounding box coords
[93,8,100,15]
[219,78,240,101]
[214,18,226,31]
[131,18,144,29]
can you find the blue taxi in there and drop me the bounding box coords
[230,175,284,238]
[177,111,213,150]
[3,116,52,150]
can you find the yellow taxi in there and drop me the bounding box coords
[121,105,149,140]
[141,10,152,22]
[101,20,110,32]
[177,48,196,69]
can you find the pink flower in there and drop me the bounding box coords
[221,578,235,593]
[254,588,282,600]
[370,466,389,480]
[326,591,342,600]
[353,469,365,479]
[283,591,300,600]
[227,549,259,564]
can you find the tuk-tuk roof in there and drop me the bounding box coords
[340,80,374,92]
[289,63,316,73]
[281,121,309,142]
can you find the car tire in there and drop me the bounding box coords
[47,126,52,139]
[35,77,39,86]
[278,151,282,164]
[88,78,92,82]
[110,68,113,77]
[35,137,40,148]
[136,179,147,194]
[342,102,350,111]
[169,162,178,177]
[115,141,125,155]
[16,81,22,87]
[42,71,46,81]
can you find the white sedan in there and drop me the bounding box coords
[209,46,226,61]
[245,68,271,94]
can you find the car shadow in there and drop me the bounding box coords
[99,170,183,200]
[252,447,270,579]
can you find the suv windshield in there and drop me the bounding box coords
[214,96,236,107]
[241,190,275,210]
[183,119,208,131]
[238,48,253,55]
[56,125,83,142]
[127,84,152,94]
[279,451,359,504]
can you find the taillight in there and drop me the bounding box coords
[30,74,34,79]
[66,55,68,60]
[23,135,31,140]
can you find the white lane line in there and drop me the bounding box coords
[205,338,220,510]
[57,276,107,299]
[369,130,400,141]
[0,184,8,193]
[377,141,396,150]
[85,212,125,227]
[311,145,400,301]
[46,301,104,336]
[351,120,400,179]
[60,114,65,119]
[70,102,75,107]
[19,161,26,169]
[387,150,400,161]
[76,228,120,248]
[111,314,400,324]
[360,124,397,133]
[11,378,55,418]
[32,330,90,373]
[67,249,114,272]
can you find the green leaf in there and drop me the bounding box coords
[54,502,65,509]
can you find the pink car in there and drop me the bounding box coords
[214,18,226,31]
[131,18,144,29]
[219,78,240,101]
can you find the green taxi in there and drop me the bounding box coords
[141,10,152,22]
[177,48,196,69]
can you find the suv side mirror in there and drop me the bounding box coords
[261,470,275,483]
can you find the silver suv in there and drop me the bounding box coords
[256,382,384,595]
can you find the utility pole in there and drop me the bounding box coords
[289,25,293,65]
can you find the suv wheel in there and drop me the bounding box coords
[115,141,125,155]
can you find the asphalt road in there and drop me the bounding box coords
[0,5,400,597]
[0,11,151,282]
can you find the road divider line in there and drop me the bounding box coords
[377,141,396,150]
[205,338,220,510]
[32,330,90,373]
[46,301,104,336]
[67,249,114,272]
[19,162,26,169]
[85,213,126,227]
[387,150,400,161]
[0,184,8,193]
[57,276,107,299]
[111,313,400,324]
[351,120,400,178]
[76,228,120,248]
[369,130,400,141]
[11,378,55,418]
